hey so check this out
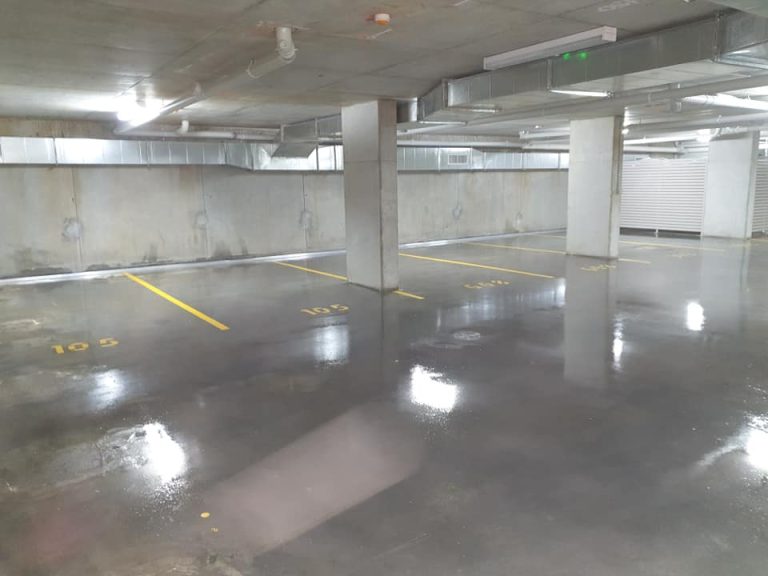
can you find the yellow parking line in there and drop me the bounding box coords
[400,252,555,279]
[473,242,652,264]
[276,261,424,301]
[619,240,725,252]
[276,261,347,281]
[394,290,425,301]
[124,272,230,331]
[538,233,723,254]
[471,242,566,255]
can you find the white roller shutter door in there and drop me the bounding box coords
[753,158,768,235]
[621,158,706,233]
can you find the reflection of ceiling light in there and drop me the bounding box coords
[484,27,617,70]
[550,89,610,98]
[410,365,458,413]
[142,422,187,484]
[313,324,349,366]
[746,427,768,471]
[373,13,391,26]
[612,323,624,369]
[686,301,705,332]
[90,369,125,411]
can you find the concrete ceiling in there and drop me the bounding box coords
[0,0,721,129]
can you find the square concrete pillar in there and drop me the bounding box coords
[702,132,759,239]
[342,100,399,292]
[567,116,624,259]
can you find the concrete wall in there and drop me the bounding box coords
[398,171,568,243]
[0,167,568,278]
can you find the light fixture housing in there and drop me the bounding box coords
[550,89,610,98]
[484,26,617,71]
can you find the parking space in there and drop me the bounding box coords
[3,232,768,575]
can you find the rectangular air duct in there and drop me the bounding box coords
[415,11,768,124]
[709,1,768,17]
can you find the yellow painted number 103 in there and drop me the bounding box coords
[52,338,119,355]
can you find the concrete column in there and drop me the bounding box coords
[702,132,759,239]
[567,116,623,259]
[342,100,399,292]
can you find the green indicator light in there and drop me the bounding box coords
[578,51,588,61]
[562,52,572,61]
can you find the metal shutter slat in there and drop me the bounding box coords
[754,159,768,234]
[621,158,706,233]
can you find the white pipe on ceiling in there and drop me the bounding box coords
[518,130,571,141]
[627,112,768,135]
[524,142,680,154]
[126,130,276,141]
[453,74,768,130]
[683,93,768,111]
[624,133,702,145]
[115,26,296,135]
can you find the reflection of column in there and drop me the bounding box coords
[345,295,401,393]
[697,245,751,334]
[563,260,617,387]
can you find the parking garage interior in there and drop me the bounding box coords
[3,1,768,575]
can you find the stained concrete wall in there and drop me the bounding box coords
[0,167,80,276]
[0,167,568,278]
[399,171,568,243]
[75,167,208,269]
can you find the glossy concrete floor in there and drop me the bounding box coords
[2,233,768,576]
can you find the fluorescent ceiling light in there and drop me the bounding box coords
[550,89,610,98]
[697,129,714,144]
[737,86,768,97]
[115,100,163,127]
[484,26,617,70]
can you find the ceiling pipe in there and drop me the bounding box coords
[626,111,768,136]
[524,142,681,154]
[518,130,571,141]
[398,139,522,148]
[126,130,277,142]
[682,93,768,111]
[625,133,703,145]
[450,73,768,130]
[115,26,296,135]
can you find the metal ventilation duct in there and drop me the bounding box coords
[276,115,342,158]
[0,137,583,170]
[709,1,768,17]
[414,11,768,123]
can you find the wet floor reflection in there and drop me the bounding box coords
[3,236,768,575]
[409,365,458,413]
[563,259,617,386]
